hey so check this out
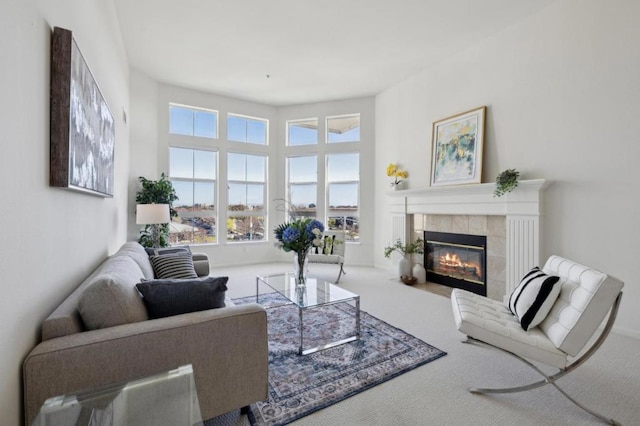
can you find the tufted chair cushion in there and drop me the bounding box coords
[539,256,624,356]
[451,289,567,368]
[452,255,624,368]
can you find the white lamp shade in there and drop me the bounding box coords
[136,204,170,225]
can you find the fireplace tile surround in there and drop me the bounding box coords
[417,215,505,300]
[388,179,548,302]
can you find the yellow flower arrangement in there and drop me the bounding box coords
[386,163,408,186]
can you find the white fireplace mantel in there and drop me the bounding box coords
[387,179,549,216]
[388,179,550,298]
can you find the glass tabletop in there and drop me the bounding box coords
[33,365,201,426]
[257,272,358,308]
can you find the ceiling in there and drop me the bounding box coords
[114,0,555,106]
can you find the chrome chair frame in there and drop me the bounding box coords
[462,292,623,426]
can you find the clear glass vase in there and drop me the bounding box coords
[293,252,309,286]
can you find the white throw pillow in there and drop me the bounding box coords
[507,267,562,331]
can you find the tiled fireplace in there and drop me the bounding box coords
[388,179,548,301]
[424,229,488,297]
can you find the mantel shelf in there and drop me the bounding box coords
[388,179,550,217]
[386,179,549,197]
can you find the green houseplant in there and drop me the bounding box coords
[494,168,520,197]
[384,237,424,282]
[136,173,178,248]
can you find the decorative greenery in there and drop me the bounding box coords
[386,163,409,186]
[494,168,520,197]
[274,218,325,283]
[383,237,424,258]
[274,218,324,254]
[136,173,178,248]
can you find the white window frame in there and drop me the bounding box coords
[169,103,219,139]
[227,113,269,145]
[326,152,360,241]
[168,147,219,245]
[326,113,360,144]
[226,152,268,243]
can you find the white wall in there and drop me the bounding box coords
[128,79,376,266]
[375,0,640,337]
[0,0,130,423]
[127,70,160,236]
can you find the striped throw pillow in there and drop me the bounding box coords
[149,252,198,279]
[507,266,562,331]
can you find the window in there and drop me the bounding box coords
[287,155,317,218]
[285,112,362,241]
[327,114,360,143]
[227,114,268,145]
[287,118,318,146]
[327,153,359,241]
[169,147,217,244]
[169,104,218,138]
[227,153,267,241]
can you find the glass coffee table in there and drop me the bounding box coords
[256,273,360,355]
[33,365,201,426]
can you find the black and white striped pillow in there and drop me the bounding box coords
[149,252,198,279]
[507,267,562,331]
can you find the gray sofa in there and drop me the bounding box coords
[23,241,268,424]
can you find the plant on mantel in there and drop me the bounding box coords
[386,163,408,188]
[494,168,520,197]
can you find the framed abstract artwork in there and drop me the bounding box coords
[50,27,115,197]
[430,106,486,187]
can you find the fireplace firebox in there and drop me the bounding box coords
[424,231,487,296]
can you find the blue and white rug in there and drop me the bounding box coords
[216,293,446,426]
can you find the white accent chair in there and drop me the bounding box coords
[307,230,346,283]
[451,255,624,425]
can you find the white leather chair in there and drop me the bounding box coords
[451,255,624,425]
[307,230,346,283]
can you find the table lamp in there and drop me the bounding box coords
[136,204,170,247]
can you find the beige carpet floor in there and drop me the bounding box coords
[207,262,640,426]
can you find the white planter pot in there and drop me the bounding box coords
[412,263,426,283]
[398,257,412,277]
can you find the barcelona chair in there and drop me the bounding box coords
[308,230,346,283]
[451,255,624,425]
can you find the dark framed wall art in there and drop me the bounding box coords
[50,26,115,197]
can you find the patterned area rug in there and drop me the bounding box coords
[230,292,447,426]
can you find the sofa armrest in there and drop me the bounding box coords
[23,304,267,424]
[192,252,210,277]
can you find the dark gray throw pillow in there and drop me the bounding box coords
[136,276,228,319]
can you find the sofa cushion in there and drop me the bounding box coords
[507,266,562,331]
[136,276,228,319]
[78,256,149,330]
[150,251,198,279]
[115,241,155,280]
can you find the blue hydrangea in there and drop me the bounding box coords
[282,226,301,244]
[305,220,325,235]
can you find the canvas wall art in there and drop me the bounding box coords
[430,106,485,187]
[50,26,115,197]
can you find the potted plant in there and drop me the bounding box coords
[384,237,424,284]
[136,173,178,248]
[386,163,409,190]
[494,168,520,197]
